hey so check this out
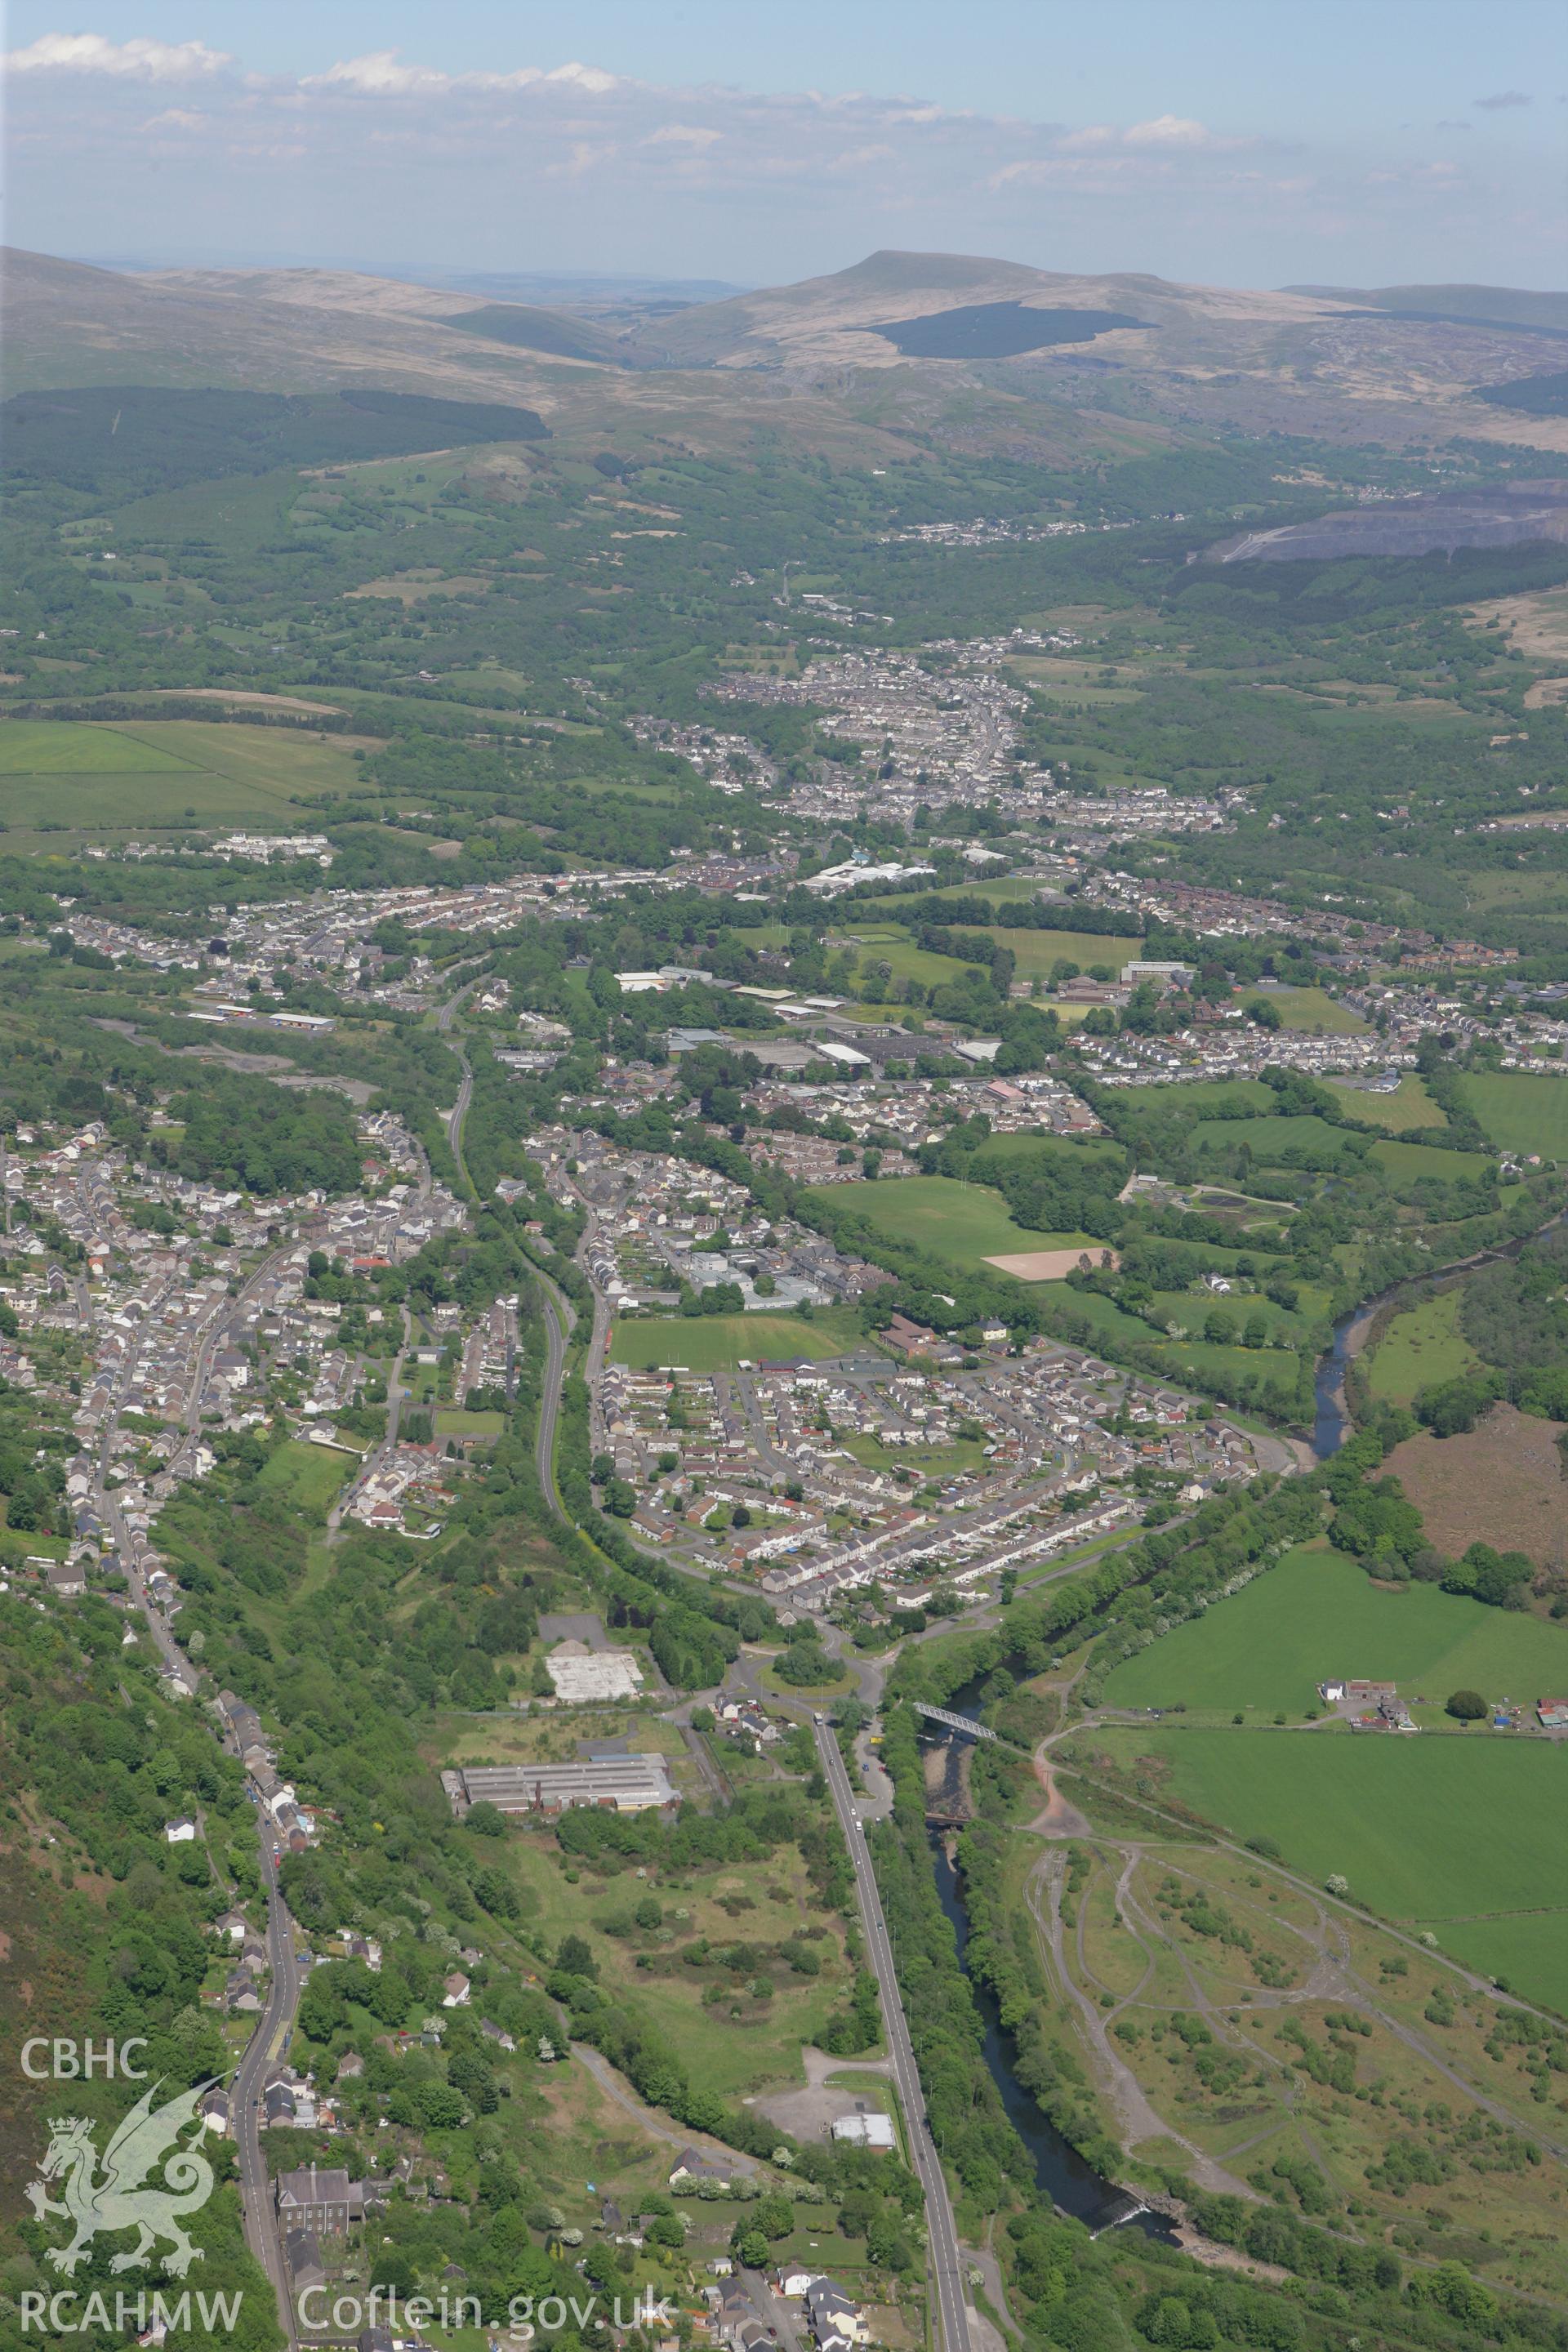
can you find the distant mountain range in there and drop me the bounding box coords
[1283,282,1568,338]
[6,244,1568,461]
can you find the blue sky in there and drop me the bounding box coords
[6,0,1564,290]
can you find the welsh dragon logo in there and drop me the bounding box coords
[26,2077,219,2277]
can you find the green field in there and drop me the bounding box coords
[1369,1135,1486,1183]
[0,721,198,774]
[1103,1541,1568,1715]
[1190,1115,1479,1184]
[1147,1287,1308,1349]
[970,1131,1124,1178]
[842,920,1142,994]
[843,1432,987,1478]
[985,926,1143,978]
[1051,1285,1176,1355]
[1457,1071,1568,1160]
[1436,1913,1568,2004]
[841,927,974,991]
[1154,1336,1304,1390]
[1086,1723,1568,2007]
[112,469,303,548]
[867,884,1125,925]
[810,1174,1099,1271]
[1243,986,1367,1034]
[1324,1076,1447,1130]
[1365,1286,1478,1405]
[1134,1080,1276,1116]
[608,1308,879,1370]
[1191,1111,1353,1163]
[434,1408,506,1438]
[1056,1282,1303,1392]
[499,1836,861,2098]
[0,718,365,833]
[253,1438,351,1517]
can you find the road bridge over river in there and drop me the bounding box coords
[911,1702,997,1742]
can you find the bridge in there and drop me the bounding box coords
[911,1702,997,1743]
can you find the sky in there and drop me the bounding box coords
[4,0,1565,292]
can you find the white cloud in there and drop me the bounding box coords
[1364,159,1463,188]
[305,51,452,96]
[1065,114,1250,154]
[543,62,617,95]
[4,31,230,79]
[1473,90,1530,109]
[1125,114,1227,148]
[18,31,1526,283]
[301,51,617,98]
[990,155,1145,189]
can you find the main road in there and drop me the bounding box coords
[87,1243,307,2344]
[232,1833,302,2345]
[813,1718,973,2352]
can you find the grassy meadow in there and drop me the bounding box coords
[1101,1540,1568,1717]
[1457,1071,1568,1160]
[810,1172,1100,1272]
[498,1836,867,2100]
[1364,1286,1478,1405]
[1324,1075,1448,1129]
[0,717,365,835]
[1242,986,1367,1033]
[608,1307,876,1370]
[1083,1723,1568,2007]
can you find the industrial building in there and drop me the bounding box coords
[442,1755,676,1817]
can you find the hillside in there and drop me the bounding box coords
[1285,281,1568,336]
[7,243,1568,456]
[626,247,1325,370]
[611,248,1568,450]
[0,247,582,408]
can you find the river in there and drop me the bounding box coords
[926,1690,1173,2239]
[1311,1301,1365,1459]
[1312,1210,1568,1461]
[920,1210,1565,2229]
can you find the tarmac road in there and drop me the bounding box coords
[232,1829,302,2345]
[813,1719,972,2352]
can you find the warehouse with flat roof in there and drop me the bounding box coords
[442,1756,675,1817]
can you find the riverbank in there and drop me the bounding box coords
[1311,1206,1568,1460]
